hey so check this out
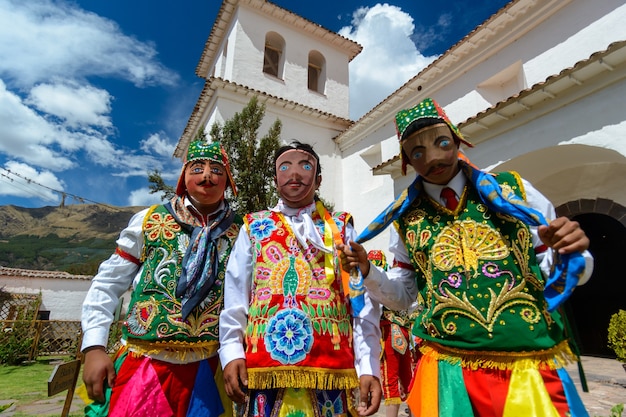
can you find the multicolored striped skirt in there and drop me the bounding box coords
[84,347,232,417]
[406,341,589,417]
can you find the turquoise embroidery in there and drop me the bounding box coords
[265,308,314,364]
[250,218,277,240]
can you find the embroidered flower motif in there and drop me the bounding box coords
[249,218,276,240]
[265,308,313,364]
[145,212,180,242]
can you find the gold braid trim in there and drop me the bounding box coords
[420,340,576,371]
[247,367,359,390]
[508,171,527,201]
[126,339,218,362]
[140,204,159,262]
[384,397,404,406]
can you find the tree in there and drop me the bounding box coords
[148,169,175,201]
[147,96,282,214]
[209,96,282,214]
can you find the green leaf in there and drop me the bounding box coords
[268,305,279,317]
[313,321,321,333]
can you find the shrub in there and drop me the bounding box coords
[607,309,626,363]
[606,403,624,417]
[0,289,41,365]
[0,321,36,365]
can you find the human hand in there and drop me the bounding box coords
[356,375,381,416]
[82,346,115,403]
[337,241,371,277]
[222,358,248,404]
[538,217,589,254]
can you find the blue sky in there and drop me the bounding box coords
[0,0,509,208]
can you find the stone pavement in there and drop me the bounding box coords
[0,356,624,416]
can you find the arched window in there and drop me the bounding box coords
[263,32,285,78]
[308,50,326,93]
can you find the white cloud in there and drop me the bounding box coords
[0,79,76,170]
[0,0,179,88]
[80,135,161,173]
[140,133,175,157]
[26,81,113,128]
[0,78,172,179]
[339,4,439,119]
[128,187,163,207]
[0,0,185,206]
[0,161,63,202]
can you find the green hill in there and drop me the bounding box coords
[0,204,145,274]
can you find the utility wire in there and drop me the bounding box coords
[0,167,118,208]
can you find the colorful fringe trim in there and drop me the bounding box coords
[418,340,577,371]
[125,339,219,363]
[247,366,359,390]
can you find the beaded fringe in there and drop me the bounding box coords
[247,367,359,390]
[420,340,577,371]
[126,339,219,362]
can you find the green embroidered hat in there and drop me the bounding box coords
[395,98,473,174]
[175,140,237,196]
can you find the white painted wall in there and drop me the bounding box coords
[0,276,91,320]
[0,275,131,321]
[222,6,351,118]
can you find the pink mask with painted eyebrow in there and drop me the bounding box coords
[275,149,319,208]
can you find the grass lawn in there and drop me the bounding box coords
[0,357,84,417]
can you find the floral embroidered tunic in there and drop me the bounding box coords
[81,199,241,363]
[396,171,564,352]
[219,200,382,390]
[364,170,594,359]
[121,204,240,358]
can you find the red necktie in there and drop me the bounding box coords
[440,187,458,210]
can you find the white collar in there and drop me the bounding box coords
[184,196,225,217]
[422,169,466,201]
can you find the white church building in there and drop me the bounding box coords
[175,0,626,357]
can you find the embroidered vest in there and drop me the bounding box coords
[396,172,566,352]
[381,306,417,355]
[122,204,241,359]
[244,210,359,390]
[382,306,415,329]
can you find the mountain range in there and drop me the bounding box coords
[0,204,145,274]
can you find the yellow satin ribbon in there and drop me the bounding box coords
[502,365,561,417]
[317,200,351,296]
